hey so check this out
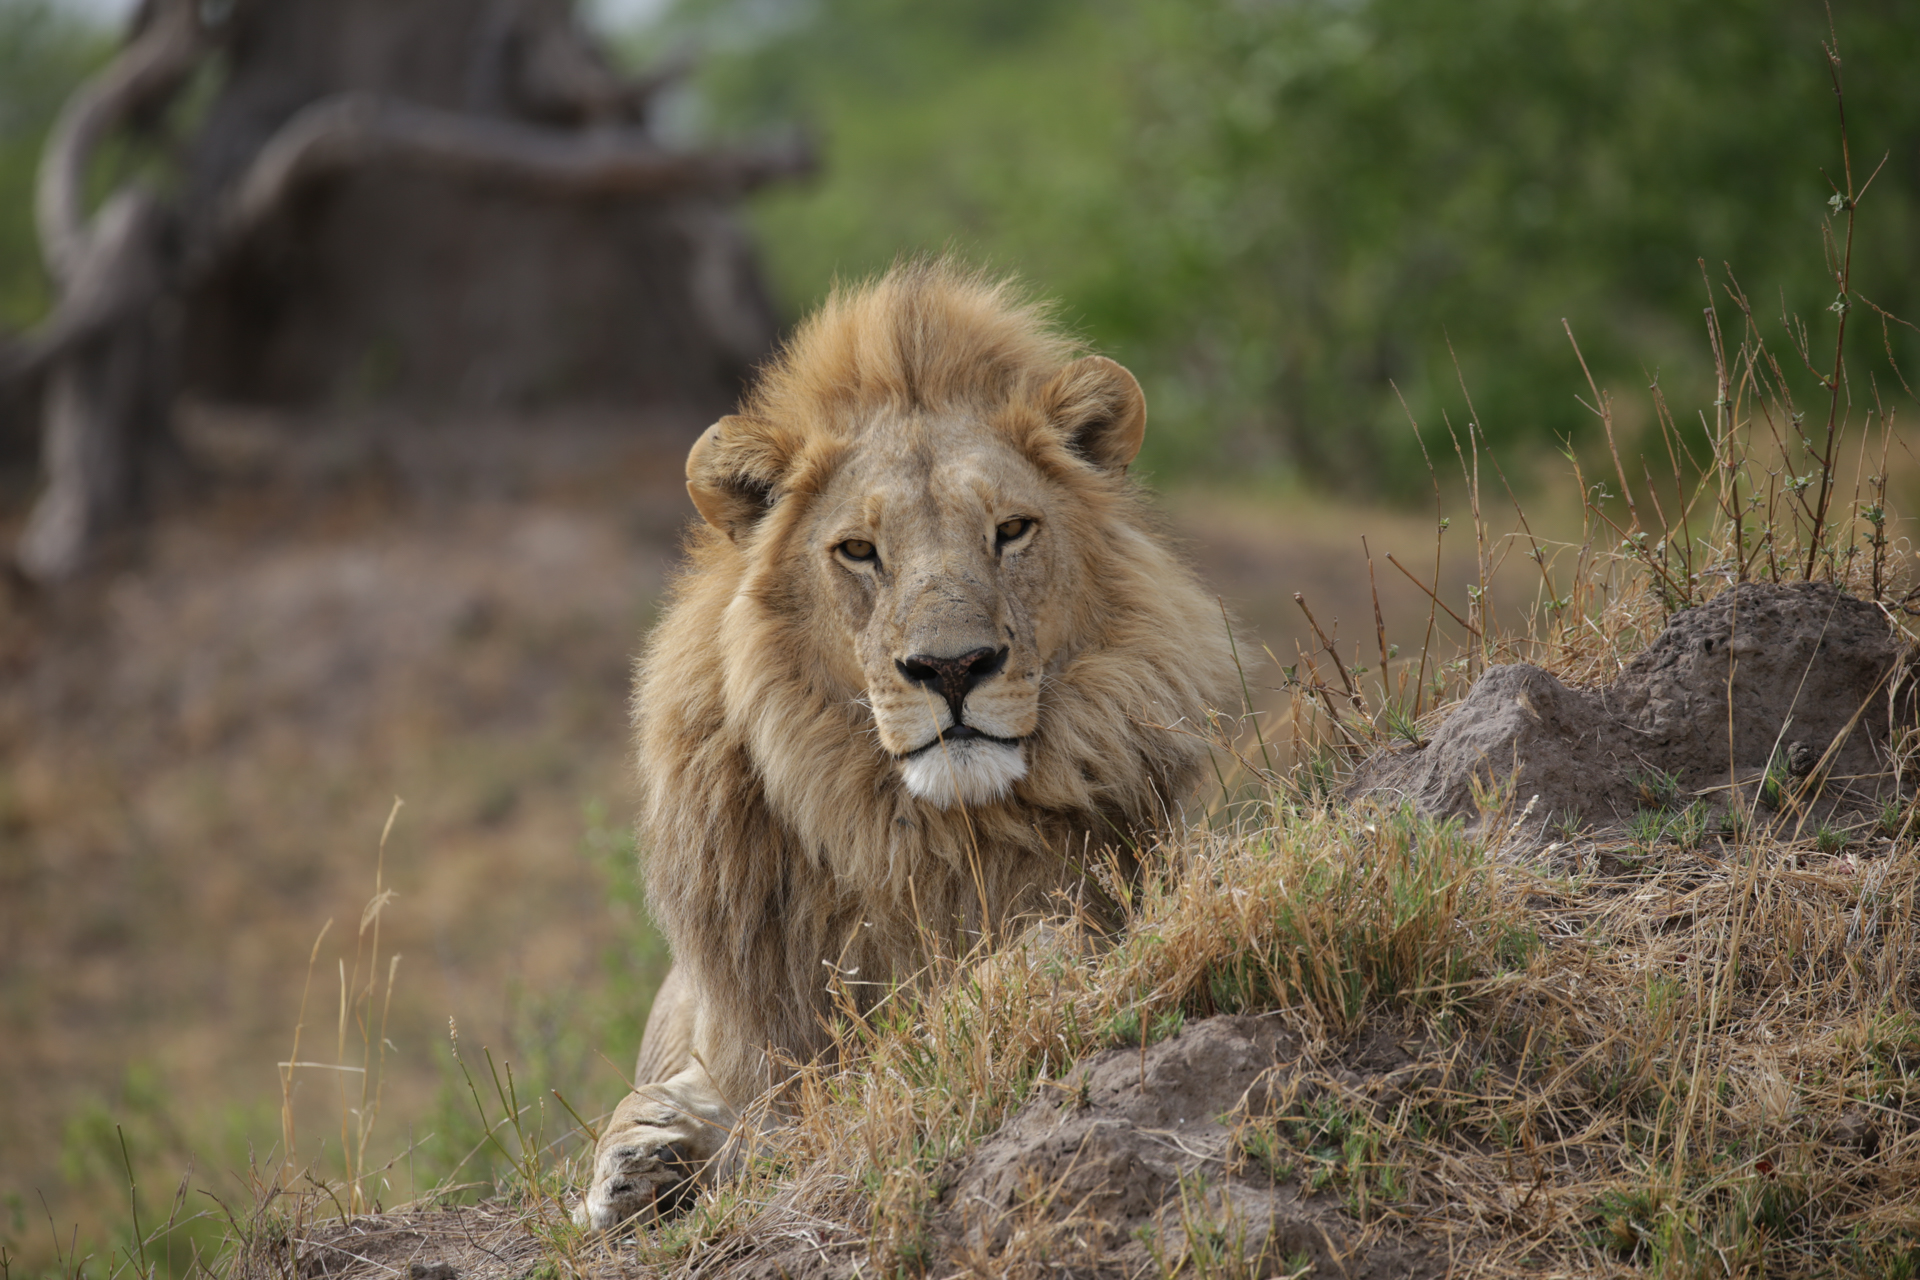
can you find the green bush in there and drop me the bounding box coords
[649,0,1920,487]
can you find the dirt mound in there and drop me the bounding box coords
[728,1017,1446,1280]
[1351,581,1909,832]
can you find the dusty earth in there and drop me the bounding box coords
[0,404,1501,1272]
[267,1017,1459,1280]
[1352,580,1913,836]
[907,1017,1443,1280]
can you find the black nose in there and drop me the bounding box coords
[896,646,1008,717]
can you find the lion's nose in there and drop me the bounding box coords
[896,646,1008,714]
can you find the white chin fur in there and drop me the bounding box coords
[901,740,1027,808]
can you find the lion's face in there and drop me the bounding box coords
[804,415,1074,807]
[684,352,1150,810]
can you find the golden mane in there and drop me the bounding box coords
[746,258,1078,425]
[630,259,1235,1110]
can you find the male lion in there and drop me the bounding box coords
[579,260,1237,1229]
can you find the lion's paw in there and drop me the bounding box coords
[575,1122,702,1230]
[576,1072,734,1232]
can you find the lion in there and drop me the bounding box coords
[577,259,1238,1229]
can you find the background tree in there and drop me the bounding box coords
[1,0,810,581]
[4,0,1914,573]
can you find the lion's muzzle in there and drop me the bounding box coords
[889,644,1030,807]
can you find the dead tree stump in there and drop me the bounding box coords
[3,0,811,581]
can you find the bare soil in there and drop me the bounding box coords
[236,1203,548,1280]
[925,1016,1449,1280]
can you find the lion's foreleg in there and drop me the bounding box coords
[578,964,736,1230]
[632,961,698,1086]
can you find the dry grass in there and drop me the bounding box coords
[614,803,1531,1277]
[580,786,1918,1277]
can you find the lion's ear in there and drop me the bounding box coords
[686,416,782,541]
[1040,355,1146,473]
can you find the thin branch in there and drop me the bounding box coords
[210,93,816,259]
[1806,37,1860,578]
[1385,553,1479,638]
[1293,593,1364,710]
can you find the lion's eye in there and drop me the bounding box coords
[838,539,877,563]
[995,518,1032,546]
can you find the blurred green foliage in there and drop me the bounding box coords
[4,1,1916,489]
[6,1061,265,1280]
[0,0,109,331]
[649,0,1920,488]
